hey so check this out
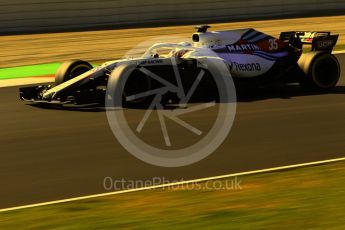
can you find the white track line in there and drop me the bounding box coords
[0,77,53,88]
[0,157,344,213]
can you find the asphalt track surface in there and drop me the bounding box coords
[0,54,345,209]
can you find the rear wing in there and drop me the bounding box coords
[280,31,339,52]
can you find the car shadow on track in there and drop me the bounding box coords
[28,85,345,112]
[237,85,345,102]
[29,103,106,112]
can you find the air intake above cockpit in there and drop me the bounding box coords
[195,25,211,33]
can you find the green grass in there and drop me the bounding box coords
[0,63,61,80]
[1,161,345,229]
[0,63,100,80]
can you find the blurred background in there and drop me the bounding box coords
[1,0,345,69]
[1,0,345,34]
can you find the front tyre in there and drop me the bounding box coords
[298,52,340,91]
[55,60,93,86]
[107,64,152,108]
[122,69,152,106]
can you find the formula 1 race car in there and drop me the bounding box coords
[20,25,341,106]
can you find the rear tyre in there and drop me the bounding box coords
[298,52,340,91]
[55,60,93,86]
